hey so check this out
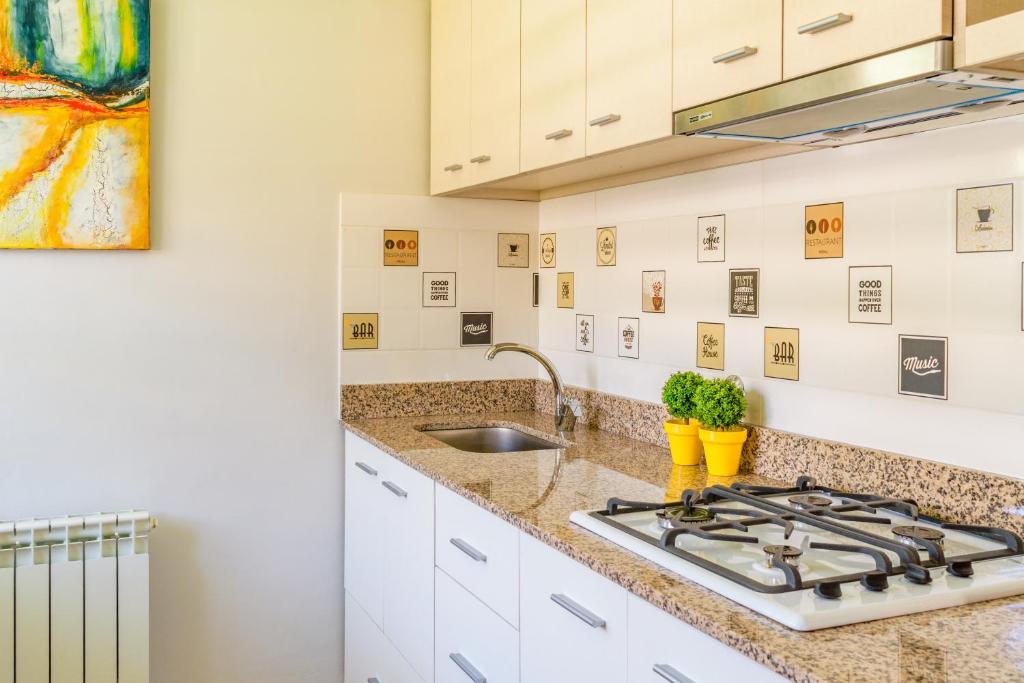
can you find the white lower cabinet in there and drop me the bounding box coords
[434,569,519,683]
[627,594,788,683]
[520,532,628,683]
[345,590,424,683]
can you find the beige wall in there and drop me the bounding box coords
[0,1,430,682]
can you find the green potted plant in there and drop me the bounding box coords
[661,371,705,466]
[693,378,748,476]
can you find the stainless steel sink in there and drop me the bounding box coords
[422,426,562,453]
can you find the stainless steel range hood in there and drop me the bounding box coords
[674,41,1024,146]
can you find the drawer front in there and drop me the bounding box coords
[783,0,951,80]
[435,485,519,626]
[435,569,519,683]
[344,432,388,627]
[345,591,425,683]
[627,594,788,683]
[381,456,436,683]
[520,532,627,683]
[673,0,783,110]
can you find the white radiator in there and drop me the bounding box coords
[0,511,156,683]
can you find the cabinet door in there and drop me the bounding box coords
[627,594,788,683]
[344,432,387,626]
[469,0,521,184]
[435,570,519,683]
[963,3,1024,73]
[346,591,425,683]
[521,0,587,172]
[520,532,627,683]
[783,0,951,80]
[431,0,472,194]
[586,0,673,155]
[381,456,436,683]
[673,0,783,110]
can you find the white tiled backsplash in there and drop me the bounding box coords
[341,117,1024,478]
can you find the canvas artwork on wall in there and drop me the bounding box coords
[0,0,150,249]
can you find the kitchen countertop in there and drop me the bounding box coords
[342,410,1024,683]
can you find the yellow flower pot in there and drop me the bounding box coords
[663,419,702,466]
[698,427,748,476]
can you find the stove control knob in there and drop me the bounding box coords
[859,571,889,592]
[947,560,974,578]
[813,581,843,600]
[904,564,932,585]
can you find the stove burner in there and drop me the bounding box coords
[763,544,802,568]
[787,494,834,510]
[657,505,715,530]
[891,525,945,549]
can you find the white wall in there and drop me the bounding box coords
[0,1,430,682]
[340,194,541,383]
[538,117,1024,478]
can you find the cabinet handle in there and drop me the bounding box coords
[588,114,621,127]
[469,155,491,164]
[712,45,758,64]
[449,653,487,683]
[450,537,487,563]
[653,663,696,683]
[797,13,853,34]
[550,593,606,628]
[545,128,573,140]
[381,480,408,498]
[354,461,377,477]
[367,679,381,683]
[444,163,463,172]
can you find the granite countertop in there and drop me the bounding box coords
[342,410,1024,683]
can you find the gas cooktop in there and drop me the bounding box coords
[570,476,1024,630]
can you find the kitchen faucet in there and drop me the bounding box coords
[485,342,580,432]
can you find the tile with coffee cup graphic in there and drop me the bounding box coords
[557,272,574,309]
[764,327,799,381]
[498,233,530,268]
[596,226,617,266]
[642,270,666,313]
[343,313,379,350]
[460,312,493,347]
[804,202,844,259]
[696,322,725,371]
[618,317,639,359]
[956,184,1013,253]
[899,335,947,400]
[383,229,419,266]
[540,233,556,268]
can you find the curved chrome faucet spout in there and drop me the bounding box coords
[485,342,578,431]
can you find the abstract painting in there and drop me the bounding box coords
[0,0,150,249]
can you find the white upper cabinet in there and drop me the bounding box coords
[783,0,952,80]
[521,0,587,172]
[585,0,674,155]
[673,0,783,110]
[431,0,472,194]
[961,1,1024,74]
[469,0,522,184]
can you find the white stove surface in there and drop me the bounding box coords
[570,489,1024,630]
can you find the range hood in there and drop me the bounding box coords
[674,41,1024,146]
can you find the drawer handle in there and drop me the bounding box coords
[354,461,378,477]
[449,652,487,683]
[381,480,408,498]
[653,663,696,683]
[550,593,606,628]
[367,679,381,683]
[712,45,758,64]
[444,163,464,172]
[450,537,487,563]
[469,155,491,164]
[545,128,573,140]
[797,13,853,34]
[588,113,621,127]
